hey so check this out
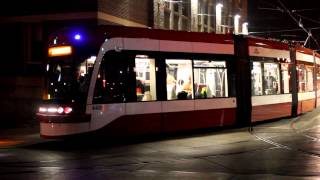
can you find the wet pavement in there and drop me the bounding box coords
[1,109,320,179]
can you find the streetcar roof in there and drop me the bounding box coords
[96,25,234,44]
[48,25,319,57]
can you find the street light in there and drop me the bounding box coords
[191,0,199,31]
[216,3,223,34]
[242,22,248,35]
[234,14,241,35]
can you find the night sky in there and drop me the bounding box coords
[248,0,320,49]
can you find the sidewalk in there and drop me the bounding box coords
[0,120,41,148]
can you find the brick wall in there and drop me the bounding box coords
[98,0,153,26]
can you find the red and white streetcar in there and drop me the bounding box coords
[36,25,320,138]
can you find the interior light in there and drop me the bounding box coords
[48,46,72,57]
[136,55,149,58]
[53,38,58,45]
[87,56,96,64]
[103,79,106,88]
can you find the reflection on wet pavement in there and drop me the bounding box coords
[2,109,320,179]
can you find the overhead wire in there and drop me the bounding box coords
[293,12,320,25]
[292,8,320,13]
[277,0,320,49]
[250,28,308,34]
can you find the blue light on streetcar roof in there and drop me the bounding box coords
[74,34,81,40]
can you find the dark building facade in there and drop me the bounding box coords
[0,0,247,126]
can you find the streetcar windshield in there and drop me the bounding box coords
[45,56,95,102]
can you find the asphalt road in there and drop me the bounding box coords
[1,109,320,179]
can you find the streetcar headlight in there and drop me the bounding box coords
[39,107,47,113]
[47,107,58,113]
[57,107,64,114]
[38,106,73,114]
[64,107,73,114]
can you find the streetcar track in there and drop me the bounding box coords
[250,115,320,159]
[251,133,291,150]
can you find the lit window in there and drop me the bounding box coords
[281,63,290,94]
[194,60,228,98]
[251,62,263,96]
[166,59,193,100]
[298,64,314,92]
[263,63,280,95]
[317,65,320,91]
[135,55,157,101]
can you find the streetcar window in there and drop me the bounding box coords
[77,56,95,95]
[306,66,314,92]
[46,55,94,102]
[317,64,320,92]
[297,64,314,92]
[281,63,290,94]
[297,65,306,92]
[93,52,129,103]
[166,59,193,100]
[193,60,228,98]
[135,55,157,101]
[251,62,263,96]
[263,63,280,95]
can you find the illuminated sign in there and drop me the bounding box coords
[48,46,72,57]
